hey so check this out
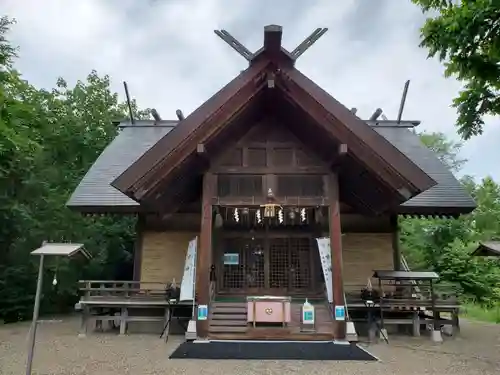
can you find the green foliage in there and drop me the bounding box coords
[419,131,466,172]
[0,17,140,322]
[412,0,500,139]
[401,132,500,311]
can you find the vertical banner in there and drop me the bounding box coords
[316,237,333,303]
[179,237,198,302]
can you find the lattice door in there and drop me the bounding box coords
[289,237,312,290]
[220,238,265,292]
[269,238,290,289]
[269,237,312,291]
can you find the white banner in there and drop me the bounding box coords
[316,237,333,303]
[179,237,198,302]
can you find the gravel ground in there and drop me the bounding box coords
[1,316,498,375]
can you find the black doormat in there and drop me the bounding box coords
[169,341,378,361]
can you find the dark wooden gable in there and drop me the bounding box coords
[210,120,329,207]
[212,120,327,172]
[111,25,435,215]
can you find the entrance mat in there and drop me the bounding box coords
[169,341,378,361]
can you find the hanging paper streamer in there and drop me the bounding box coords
[316,237,333,303]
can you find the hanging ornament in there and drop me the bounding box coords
[300,208,307,222]
[52,259,59,286]
[278,209,284,224]
[256,209,262,224]
[233,208,240,222]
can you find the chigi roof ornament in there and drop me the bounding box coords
[214,25,328,65]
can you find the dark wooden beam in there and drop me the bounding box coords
[390,215,402,271]
[369,108,382,121]
[276,68,437,196]
[263,25,283,56]
[151,108,162,122]
[176,109,185,121]
[132,215,144,281]
[111,58,269,196]
[328,173,346,339]
[196,172,215,338]
[132,70,267,201]
[331,143,347,169]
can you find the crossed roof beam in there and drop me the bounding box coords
[214,25,328,63]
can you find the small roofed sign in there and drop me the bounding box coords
[335,305,345,321]
[197,304,208,321]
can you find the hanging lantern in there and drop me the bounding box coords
[261,188,281,218]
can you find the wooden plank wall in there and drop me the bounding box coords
[342,233,393,286]
[140,231,198,284]
[138,230,393,288]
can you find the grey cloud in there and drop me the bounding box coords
[3,0,498,181]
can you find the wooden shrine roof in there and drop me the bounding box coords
[109,26,439,215]
[373,270,440,281]
[67,120,476,215]
[471,242,500,257]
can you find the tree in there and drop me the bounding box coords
[419,131,466,172]
[400,131,500,305]
[0,17,142,322]
[412,0,500,140]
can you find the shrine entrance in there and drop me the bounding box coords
[216,230,320,296]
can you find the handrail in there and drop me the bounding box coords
[401,255,422,297]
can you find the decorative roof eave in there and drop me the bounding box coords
[396,209,475,219]
[471,241,500,257]
[111,58,271,199]
[275,67,436,197]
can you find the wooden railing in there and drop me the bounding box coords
[344,282,460,309]
[79,280,170,301]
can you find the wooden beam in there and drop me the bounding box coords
[132,215,144,282]
[151,108,162,122]
[111,58,269,196]
[176,109,185,121]
[263,24,283,56]
[328,173,346,339]
[390,215,402,271]
[276,68,437,195]
[130,67,267,201]
[196,172,215,338]
[331,144,347,169]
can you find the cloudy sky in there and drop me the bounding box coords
[3,0,497,181]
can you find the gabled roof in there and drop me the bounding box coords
[374,126,476,215]
[67,120,475,216]
[110,26,435,214]
[66,121,176,212]
[471,242,500,257]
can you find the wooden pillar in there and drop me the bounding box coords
[196,172,215,338]
[132,215,144,282]
[328,173,346,339]
[390,215,402,271]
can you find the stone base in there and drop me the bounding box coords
[431,329,443,343]
[346,321,358,342]
[185,320,197,341]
